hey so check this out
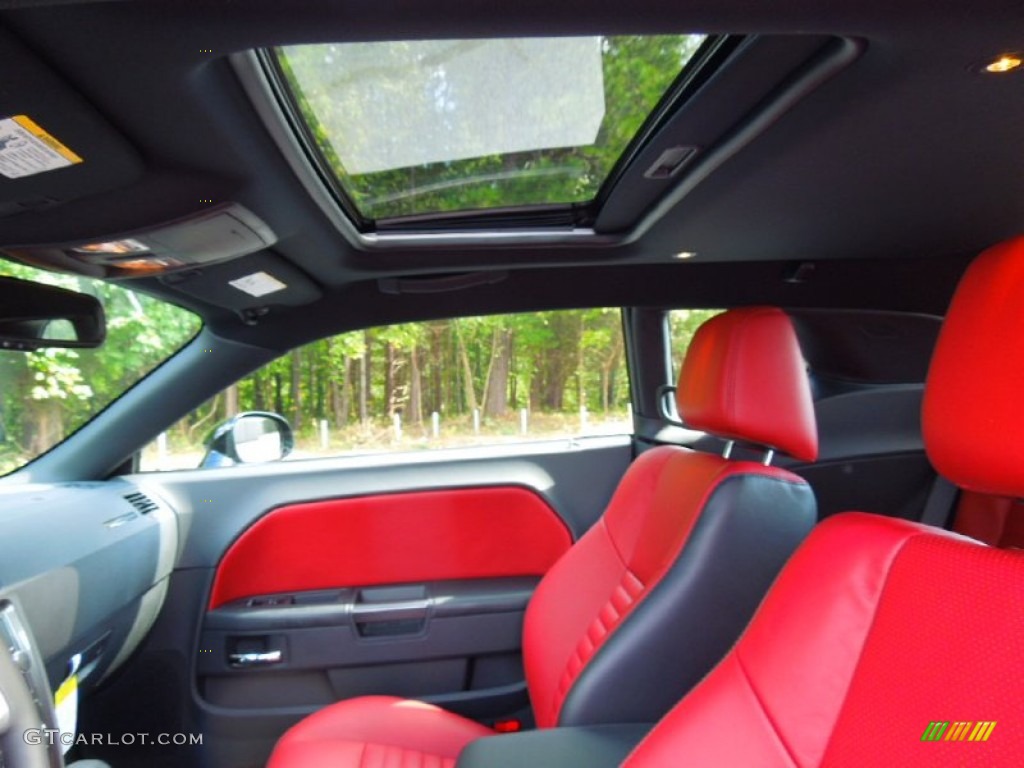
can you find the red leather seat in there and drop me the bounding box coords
[623,235,1024,767]
[268,306,819,768]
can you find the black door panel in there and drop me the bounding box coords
[199,578,536,716]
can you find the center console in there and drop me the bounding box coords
[455,723,651,768]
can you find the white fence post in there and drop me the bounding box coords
[157,432,168,467]
[432,411,440,438]
[392,413,402,441]
[473,408,480,435]
[319,419,329,449]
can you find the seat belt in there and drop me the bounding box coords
[920,474,959,529]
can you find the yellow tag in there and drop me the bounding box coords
[54,673,78,706]
[54,673,78,755]
[12,115,82,163]
[0,115,83,178]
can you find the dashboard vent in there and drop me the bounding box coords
[123,491,158,515]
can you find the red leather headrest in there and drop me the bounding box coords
[924,235,1024,495]
[677,307,818,462]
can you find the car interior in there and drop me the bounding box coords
[0,2,1021,768]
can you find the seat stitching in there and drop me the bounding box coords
[735,530,917,768]
[733,651,801,768]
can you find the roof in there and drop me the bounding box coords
[0,0,1020,348]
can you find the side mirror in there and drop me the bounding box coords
[201,412,294,469]
[0,275,106,350]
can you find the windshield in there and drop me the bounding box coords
[0,260,201,475]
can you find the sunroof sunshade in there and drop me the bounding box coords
[275,35,706,221]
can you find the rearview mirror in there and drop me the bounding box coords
[0,275,106,350]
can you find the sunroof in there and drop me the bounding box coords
[274,35,707,222]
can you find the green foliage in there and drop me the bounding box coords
[0,261,201,474]
[278,35,705,219]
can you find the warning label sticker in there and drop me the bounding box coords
[0,115,83,179]
[229,271,288,297]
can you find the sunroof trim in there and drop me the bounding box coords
[590,34,738,212]
[232,34,862,252]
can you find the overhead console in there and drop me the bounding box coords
[4,203,275,279]
[2,204,322,318]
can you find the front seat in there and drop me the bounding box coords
[268,306,819,768]
[614,236,1024,766]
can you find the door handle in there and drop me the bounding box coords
[352,598,430,637]
[228,650,282,668]
[351,599,429,623]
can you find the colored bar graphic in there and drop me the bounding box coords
[946,722,971,741]
[922,720,995,742]
[970,722,997,742]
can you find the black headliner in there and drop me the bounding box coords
[0,0,1020,349]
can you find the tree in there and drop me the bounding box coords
[482,325,511,417]
[453,319,480,414]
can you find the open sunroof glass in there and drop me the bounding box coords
[274,35,707,221]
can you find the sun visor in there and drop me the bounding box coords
[159,251,323,319]
[0,25,144,218]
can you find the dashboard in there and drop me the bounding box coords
[0,480,179,767]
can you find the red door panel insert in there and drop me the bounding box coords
[209,486,572,609]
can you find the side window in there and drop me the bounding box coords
[140,309,631,471]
